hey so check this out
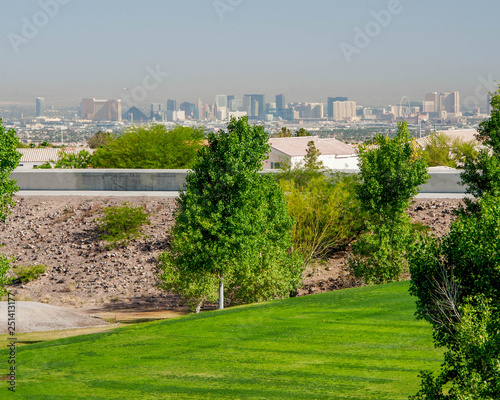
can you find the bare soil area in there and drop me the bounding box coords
[0,196,463,315]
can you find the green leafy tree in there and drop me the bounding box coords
[278,140,325,188]
[0,119,22,222]
[295,128,311,137]
[279,127,292,137]
[157,117,302,313]
[461,85,500,209]
[0,119,22,296]
[409,195,500,399]
[349,121,429,284]
[87,130,114,149]
[272,127,311,138]
[54,150,93,169]
[92,125,205,169]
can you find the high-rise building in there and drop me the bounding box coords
[327,97,348,118]
[36,97,45,117]
[215,95,228,109]
[310,103,324,119]
[180,102,196,118]
[243,94,265,119]
[81,99,122,121]
[439,91,460,114]
[229,99,243,112]
[167,99,177,112]
[424,92,439,113]
[331,101,356,119]
[276,94,286,110]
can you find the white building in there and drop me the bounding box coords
[332,101,357,119]
[264,136,358,170]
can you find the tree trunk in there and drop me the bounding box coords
[195,301,202,314]
[218,277,224,310]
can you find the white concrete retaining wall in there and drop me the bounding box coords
[10,169,466,193]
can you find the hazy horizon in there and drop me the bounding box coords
[1,0,498,108]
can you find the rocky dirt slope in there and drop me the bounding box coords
[0,196,463,312]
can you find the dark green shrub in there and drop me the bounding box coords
[95,203,150,248]
[12,264,47,283]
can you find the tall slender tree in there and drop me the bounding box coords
[158,117,302,312]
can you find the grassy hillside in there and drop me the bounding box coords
[3,282,441,399]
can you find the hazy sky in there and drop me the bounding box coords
[1,0,498,107]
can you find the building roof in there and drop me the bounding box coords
[18,148,94,163]
[269,136,356,157]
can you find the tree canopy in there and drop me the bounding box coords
[92,125,205,169]
[349,121,429,284]
[0,118,22,222]
[0,119,21,296]
[158,117,302,312]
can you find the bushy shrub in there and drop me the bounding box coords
[95,203,150,248]
[280,173,364,267]
[54,150,93,169]
[92,125,205,169]
[0,255,12,296]
[11,264,47,283]
[421,132,479,168]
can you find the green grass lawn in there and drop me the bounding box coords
[2,282,441,399]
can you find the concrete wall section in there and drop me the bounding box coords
[12,170,189,192]
[11,169,466,194]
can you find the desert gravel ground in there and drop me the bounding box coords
[0,195,463,317]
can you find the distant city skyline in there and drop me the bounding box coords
[1,0,499,107]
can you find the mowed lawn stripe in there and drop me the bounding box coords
[5,281,441,399]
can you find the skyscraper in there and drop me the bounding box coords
[439,91,460,114]
[243,94,265,119]
[331,101,356,119]
[167,99,177,112]
[276,94,286,110]
[36,97,45,117]
[424,92,439,113]
[327,97,348,118]
[180,102,196,118]
[215,95,228,109]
